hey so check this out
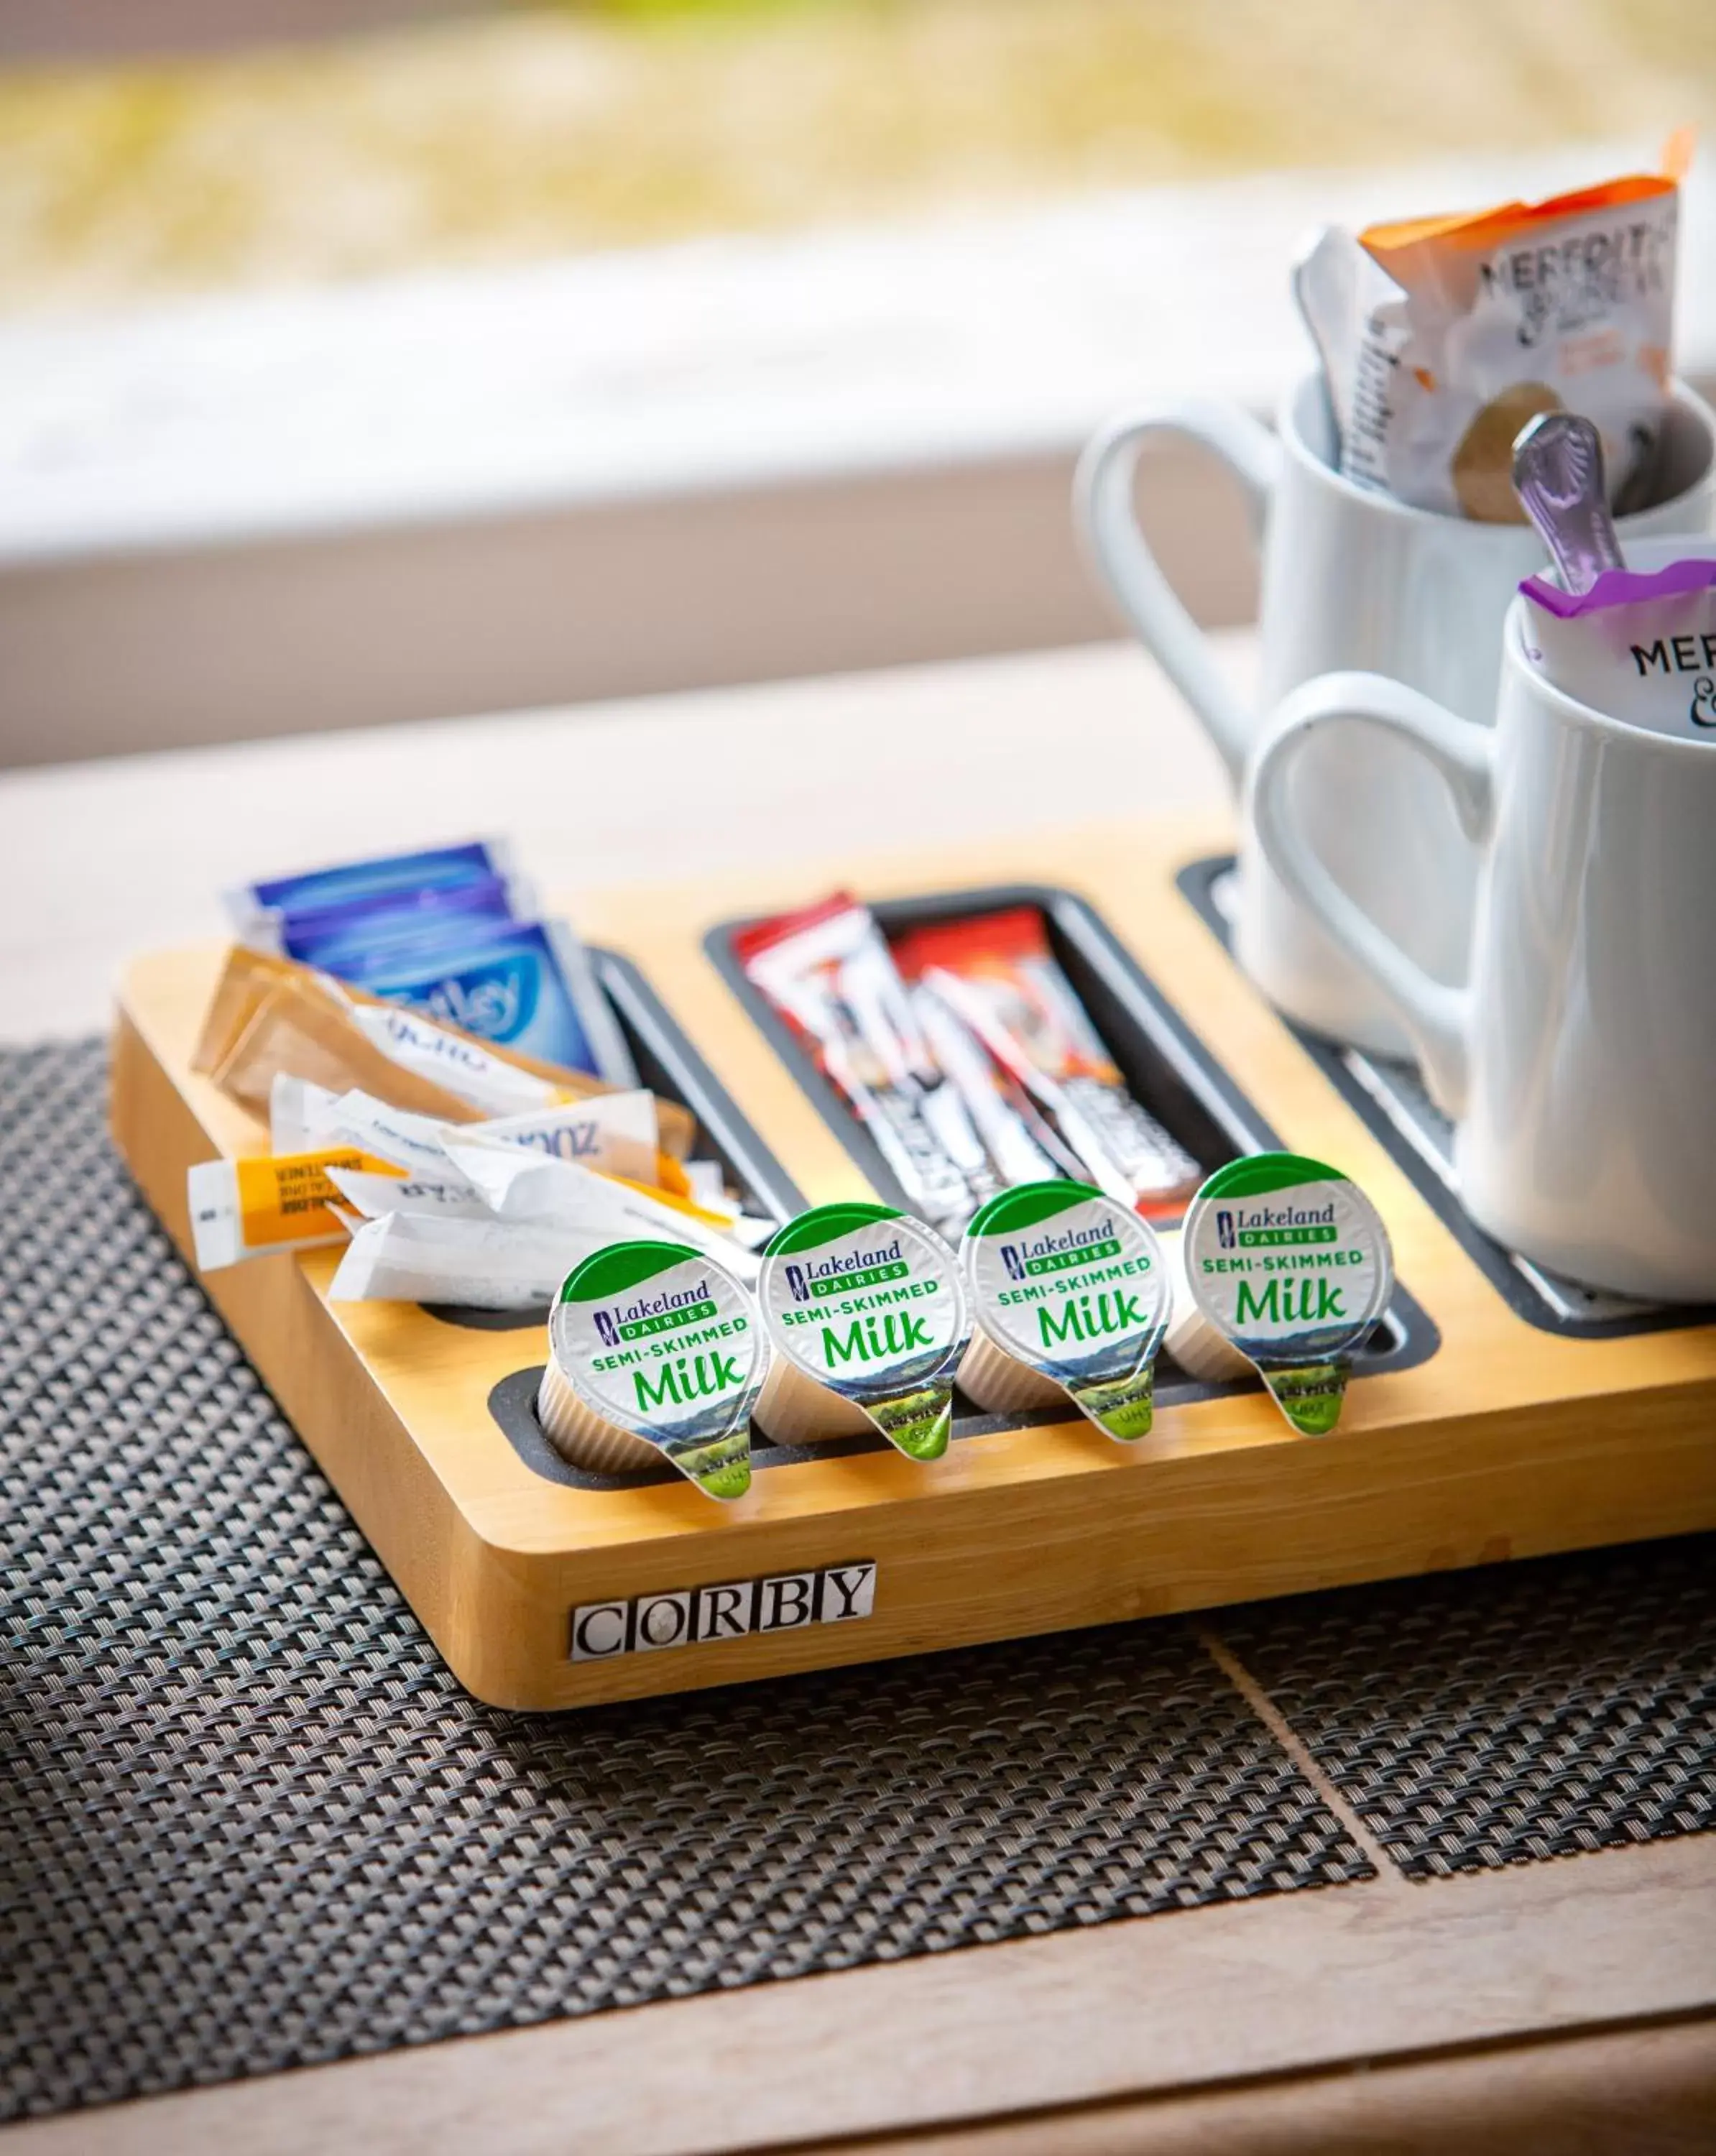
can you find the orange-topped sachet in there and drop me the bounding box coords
[1312,134,1691,522]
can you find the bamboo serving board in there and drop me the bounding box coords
[111,816,1716,1710]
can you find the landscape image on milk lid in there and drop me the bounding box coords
[550,1241,766,1499]
[1182,1154,1393,1436]
[760,1202,969,1462]
[963,1181,1168,1442]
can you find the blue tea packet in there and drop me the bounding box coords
[229,840,517,934]
[331,918,637,1087]
[277,872,525,963]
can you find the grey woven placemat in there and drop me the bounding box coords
[1,1039,1370,2125]
[1219,1535,1716,1877]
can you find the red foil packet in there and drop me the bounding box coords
[889,908,1201,1219]
[735,893,996,1233]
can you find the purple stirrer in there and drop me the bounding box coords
[1511,413,1625,596]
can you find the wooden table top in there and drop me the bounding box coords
[4,635,1712,2156]
[0,637,1237,1046]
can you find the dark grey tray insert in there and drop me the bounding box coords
[501,880,1447,1498]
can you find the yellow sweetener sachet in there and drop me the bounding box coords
[189,1147,403,1272]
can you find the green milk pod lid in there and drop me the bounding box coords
[961,1180,1169,1442]
[1181,1153,1393,1435]
[545,1240,766,1500]
[758,1202,970,1462]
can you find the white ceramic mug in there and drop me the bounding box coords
[1074,375,1716,1056]
[1249,540,1716,1304]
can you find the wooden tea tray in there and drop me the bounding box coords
[111,816,1716,1708]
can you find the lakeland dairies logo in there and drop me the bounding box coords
[593,1276,717,1348]
[783,1238,907,1302]
[1220,1199,1338,1249]
[997,1212,1122,1282]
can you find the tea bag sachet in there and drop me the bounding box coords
[438,1135,760,1280]
[330,917,638,1089]
[325,1164,493,1221]
[272,1083,489,1217]
[227,838,525,944]
[538,1241,767,1500]
[229,838,636,1088]
[754,1202,971,1462]
[329,1211,599,1311]
[269,1072,341,1155]
[1521,556,1716,737]
[203,959,563,1124]
[458,1091,660,1183]
[193,941,693,1139]
[1316,133,1689,521]
[1180,1154,1393,1434]
[957,1181,1170,1442]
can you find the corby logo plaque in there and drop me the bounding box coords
[571,1560,878,1662]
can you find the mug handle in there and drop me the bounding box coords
[1074,402,1281,786]
[1247,671,1495,1118]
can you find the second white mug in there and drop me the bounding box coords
[1075,374,1716,1055]
[1248,541,1716,1304]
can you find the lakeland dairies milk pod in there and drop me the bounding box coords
[1180,1155,1393,1434]
[538,1240,769,1501]
[958,1181,1170,1442]
[755,1203,970,1462]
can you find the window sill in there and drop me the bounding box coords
[1,139,1708,764]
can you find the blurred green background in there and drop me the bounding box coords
[1,0,1710,312]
